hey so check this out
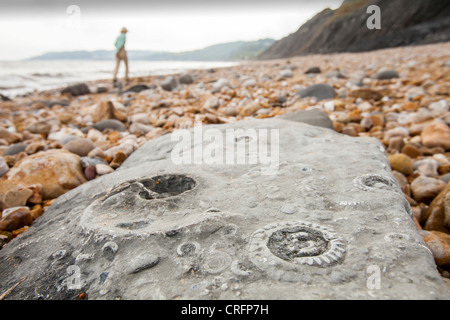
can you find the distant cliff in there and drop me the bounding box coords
[29,39,275,61]
[258,0,450,59]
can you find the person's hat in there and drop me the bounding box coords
[121,27,128,33]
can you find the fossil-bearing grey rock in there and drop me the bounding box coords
[0,118,448,300]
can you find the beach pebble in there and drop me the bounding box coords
[93,100,127,123]
[305,66,321,74]
[202,96,220,110]
[161,76,178,92]
[3,143,27,156]
[411,176,447,204]
[80,156,108,169]
[388,154,413,176]
[26,121,52,135]
[124,84,149,93]
[0,149,86,200]
[423,183,450,233]
[402,144,422,159]
[388,136,405,152]
[129,123,154,136]
[279,69,293,78]
[0,157,9,178]
[326,70,346,79]
[178,73,194,84]
[25,141,46,155]
[64,138,95,157]
[297,84,337,101]
[84,166,97,180]
[61,83,90,96]
[0,128,21,144]
[419,230,450,267]
[348,88,382,101]
[130,113,150,125]
[95,164,114,175]
[384,127,409,141]
[88,147,107,159]
[428,100,448,116]
[93,119,126,132]
[212,78,230,91]
[240,101,260,117]
[242,78,257,87]
[104,140,137,158]
[0,206,33,232]
[414,159,440,177]
[109,151,127,169]
[1,188,33,209]
[223,106,238,117]
[421,121,450,151]
[373,70,399,80]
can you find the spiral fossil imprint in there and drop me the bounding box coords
[249,221,346,273]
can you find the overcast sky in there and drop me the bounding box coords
[0,0,343,61]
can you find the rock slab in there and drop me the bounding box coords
[0,118,448,300]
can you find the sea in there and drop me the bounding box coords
[0,60,239,98]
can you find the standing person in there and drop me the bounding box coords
[113,27,129,85]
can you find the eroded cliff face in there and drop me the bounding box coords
[258,0,450,59]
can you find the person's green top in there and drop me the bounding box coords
[115,33,126,52]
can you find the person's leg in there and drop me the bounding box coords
[123,51,129,83]
[113,53,121,82]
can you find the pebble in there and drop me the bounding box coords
[388,154,413,176]
[93,119,127,132]
[240,101,260,117]
[212,78,230,91]
[402,144,422,159]
[1,188,33,209]
[414,159,440,177]
[348,88,382,101]
[0,157,8,177]
[326,70,346,79]
[411,176,447,204]
[124,84,149,93]
[64,138,95,157]
[3,143,27,156]
[84,166,97,180]
[110,150,127,169]
[372,70,400,80]
[305,66,321,74]
[423,183,450,233]
[129,123,154,136]
[80,156,108,169]
[93,100,127,123]
[419,230,450,267]
[0,128,21,144]
[178,73,194,85]
[297,84,337,101]
[26,120,52,135]
[0,149,87,200]
[61,83,90,96]
[279,69,293,78]
[0,206,33,232]
[95,164,114,175]
[421,121,450,151]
